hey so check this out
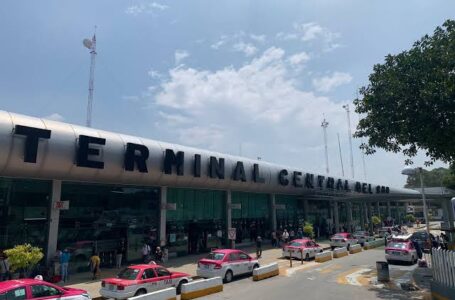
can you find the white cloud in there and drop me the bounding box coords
[210,40,226,50]
[294,22,324,41]
[44,113,64,122]
[122,95,140,102]
[158,111,192,126]
[174,50,189,65]
[250,34,266,43]
[178,125,225,149]
[232,42,257,57]
[312,72,353,93]
[288,51,310,66]
[125,2,168,15]
[276,32,298,40]
[148,69,162,79]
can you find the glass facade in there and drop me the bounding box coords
[166,188,225,256]
[0,178,51,253]
[58,183,160,272]
[275,195,305,232]
[231,192,269,243]
[307,200,330,238]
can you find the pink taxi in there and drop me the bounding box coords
[196,249,259,283]
[99,264,191,299]
[385,240,418,264]
[282,238,323,260]
[0,279,90,300]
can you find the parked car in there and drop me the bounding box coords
[196,249,259,283]
[100,264,191,299]
[385,240,418,264]
[0,279,90,300]
[378,227,393,238]
[352,231,375,246]
[329,233,358,251]
[282,238,323,260]
[411,231,431,253]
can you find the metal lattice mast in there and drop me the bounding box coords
[83,32,97,127]
[342,104,355,179]
[337,133,345,177]
[321,116,329,174]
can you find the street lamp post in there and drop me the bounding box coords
[401,167,431,237]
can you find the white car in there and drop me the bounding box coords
[353,231,375,246]
[197,249,259,283]
[330,233,358,250]
[100,264,191,299]
[385,240,418,264]
[282,238,323,260]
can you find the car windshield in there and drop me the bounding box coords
[388,242,406,249]
[354,232,366,235]
[289,242,302,247]
[206,252,225,260]
[117,268,140,280]
[333,235,345,239]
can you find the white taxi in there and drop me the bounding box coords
[330,232,358,251]
[282,238,323,260]
[196,249,259,283]
[99,264,191,299]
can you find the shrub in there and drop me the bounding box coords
[405,214,416,223]
[4,244,44,273]
[303,222,314,238]
[371,215,381,227]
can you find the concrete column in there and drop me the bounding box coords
[159,187,167,247]
[376,201,380,218]
[368,203,374,233]
[363,202,369,230]
[303,199,309,221]
[333,201,340,233]
[270,194,277,231]
[46,180,61,264]
[442,199,455,244]
[226,190,233,247]
[387,201,391,219]
[346,202,353,232]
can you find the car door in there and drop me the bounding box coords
[238,252,252,274]
[2,287,26,300]
[29,284,63,300]
[141,268,160,293]
[308,241,317,257]
[228,252,242,276]
[155,267,173,290]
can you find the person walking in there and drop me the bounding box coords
[271,231,277,247]
[60,248,70,283]
[282,229,290,244]
[289,229,295,242]
[0,253,11,281]
[256,236,263,258]
[154,247,163,263]
[141,242,151,263]
[89,253,101,280]
[116,241,125,269]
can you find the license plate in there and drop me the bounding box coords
[204,265,210,269]
[392,251,400,255]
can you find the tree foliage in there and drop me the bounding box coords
[303,222,314,238]
[405,214,416,223]
[354,20,455,166]
[371,215,381,227]
[4,244,44,272]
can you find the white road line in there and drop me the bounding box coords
[345,268,372,286]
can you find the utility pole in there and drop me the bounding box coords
[83,30,97,127]
[337,133,345,177]
[342,104,354,179]
[321,116,329,174]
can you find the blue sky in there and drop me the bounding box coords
[1,0,453,187]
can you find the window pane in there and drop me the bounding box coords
[31,285,60,298]
[156,268,170,277]
[5,288,26,300]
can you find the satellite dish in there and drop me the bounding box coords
[83,38,92,49]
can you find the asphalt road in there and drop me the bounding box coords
[201,247,428,300]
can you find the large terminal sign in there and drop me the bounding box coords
[12,124,390,195]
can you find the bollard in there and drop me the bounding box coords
[289,249,293,267]
[301,249,304,264]
[376,261,390,282]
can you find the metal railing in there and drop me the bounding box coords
[432,248,455,288]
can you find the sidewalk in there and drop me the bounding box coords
[63,241,330,298]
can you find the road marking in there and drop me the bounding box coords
[345,268,372,286]
[285,262,318,276]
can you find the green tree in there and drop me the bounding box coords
[354,20,455,166]
[303,222,314,239]
[371,215,381,227]
[4,244,44,275]
[405,214,416,223]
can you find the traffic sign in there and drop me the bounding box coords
[228,228,236,240]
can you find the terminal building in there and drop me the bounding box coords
[0,110,419,271]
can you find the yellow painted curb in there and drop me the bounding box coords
[431,291,450,300]
[167,298,177,300]
[315,256,332,263]
[333,251,348,258]
[349,248,362,254]
[181,285,223,300]
[253,269,279,281]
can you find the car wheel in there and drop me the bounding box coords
[305,253,310,261]
[319,249,323,253]
[224,270,233,283]
[134,289,147,297]
[331,246,335,251]
[177,280,187,295]
[347,244,351,251]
